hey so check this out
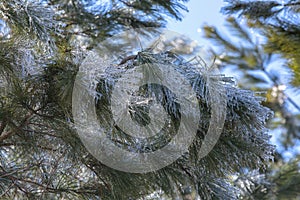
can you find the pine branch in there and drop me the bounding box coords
[0,119,7,135]
[0,0,60,43]
[236,158,300,199]
[0,112,34,142]
[227,17,253,44]
[204,19,300,112]
[261,67,300,112]
[283,2,300,8]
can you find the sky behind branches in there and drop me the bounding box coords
[168,0,300,160]
[167,0,224,46]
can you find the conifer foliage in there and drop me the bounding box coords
[0,0,286,199]
[204,0,300,199]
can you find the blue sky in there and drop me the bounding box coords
[167,0,225,46]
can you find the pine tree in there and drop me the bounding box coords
[203,0,300,199]
[0,0,279,199]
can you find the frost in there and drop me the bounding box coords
[74,28,275,175]
[0,19,10,38]
[86,47,274,165]
[1,0,62,45]
[234,170,272,198]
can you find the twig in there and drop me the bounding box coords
[0,119,7,135]
[262,68,300,112]
[0,112,34,142]
[118,54,137,65]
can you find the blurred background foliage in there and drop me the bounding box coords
[204,0,300,199]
